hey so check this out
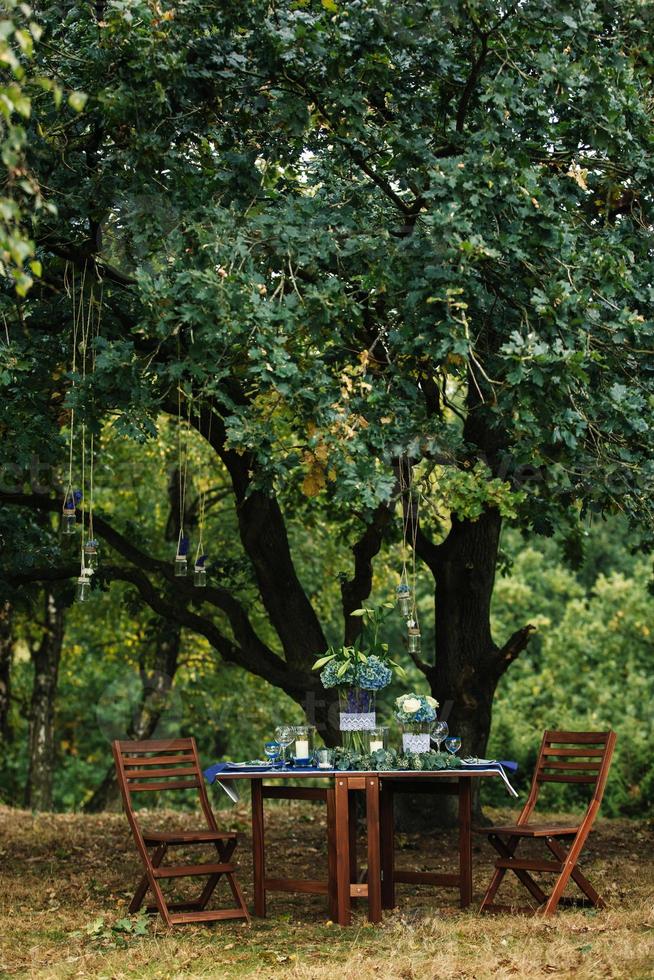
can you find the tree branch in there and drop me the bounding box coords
[494,623,536,675]
[341,501,394,645]
[0,491,284,681]
[9,559,303,696]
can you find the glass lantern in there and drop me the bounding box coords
[367,726,388,754]
[84,539,99,570]
[76,573,91,602]
[174,555,188,577]
[407,625,421,654]
[292,725,315,765]
[62,500,77,535]
[194,554,207,588]
[396,582,412,617]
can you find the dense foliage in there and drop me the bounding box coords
[1,1,653,810]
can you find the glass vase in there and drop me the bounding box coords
[401,721,432,754]
[338,687,376,753]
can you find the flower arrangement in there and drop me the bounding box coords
[312,601,406,691]
[395,693,439,724]
[319,653,392,691]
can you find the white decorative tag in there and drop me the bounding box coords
[402,733,430,753]
[339,712,376,732]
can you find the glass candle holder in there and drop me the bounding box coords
[396,583,412,617]
[174,555,188,577]
[76,575,91,602]
[62,508,77,535]
[315,748,333,770]
[194,564,207,587]
[292,725,315,763]
[367,727,388,754]
[84,539,99,570]
[407,627,421,654]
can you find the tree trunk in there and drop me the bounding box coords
[25,590,64,811]
[395,507,533,830]
[429,509,502,758]
[0,601,13,742]
[84,621,182,812]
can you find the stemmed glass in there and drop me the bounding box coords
[275,725,294,770]
[264,740,281,769]
[431,720,449,754]
[445,736,462,759]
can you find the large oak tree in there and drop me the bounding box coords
[2,0,654,757]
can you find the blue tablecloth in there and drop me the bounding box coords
[204,760,518,784]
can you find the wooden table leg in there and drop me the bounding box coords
[380,781,395,910]
[251,779,266,917]
[458,778,473,908]
[326,786,339,922]
[348,788,358,884]
[366,776,382,924]
[334,776,351,926]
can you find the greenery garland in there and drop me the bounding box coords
[328,747,464,772]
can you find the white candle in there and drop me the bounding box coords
[369,740,383,753]
[295,739,309,758]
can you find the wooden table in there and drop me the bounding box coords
[213,768,503,926]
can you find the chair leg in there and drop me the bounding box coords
[481,835,548,912]
[545,838,606,909]
[129,843,167,914]
[196,839,237,910]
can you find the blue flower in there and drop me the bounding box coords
[356,655,393,691]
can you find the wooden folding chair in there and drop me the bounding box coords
[113,737,250,927]
[477,730,616,915]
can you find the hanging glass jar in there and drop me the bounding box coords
[84,539,99,570]
[175,535,189,577]
[194,554,207,588]
[407,624,421,654]
[396,582,412,618]
[62,489,80,535]
[76,571,92,602]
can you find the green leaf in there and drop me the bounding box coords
[68,90,87,112]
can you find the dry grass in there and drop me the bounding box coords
[0,802,652,980]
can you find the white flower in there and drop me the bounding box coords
[395,694,409,707]
[426,696,439,709]
[402,697,421,713]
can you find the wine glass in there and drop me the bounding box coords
[431,720,449,754]
[275,725,294,770]
[445,736,462,759]
[264,740,281,769]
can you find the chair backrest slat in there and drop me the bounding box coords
[128,779,200,793]
[124,766,199,780]
[539,760,602,772]
[542,746,605,758]
[537,773,600,784]
[122,753,196,767]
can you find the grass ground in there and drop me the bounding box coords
[0,800,652,979]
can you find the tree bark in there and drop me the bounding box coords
[0,601,13,742]
[25,590,64,811]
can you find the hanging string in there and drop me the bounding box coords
[79,281,94,570]
[194,398,212,570]
[87,282,103,550]
[176,366,192,560]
